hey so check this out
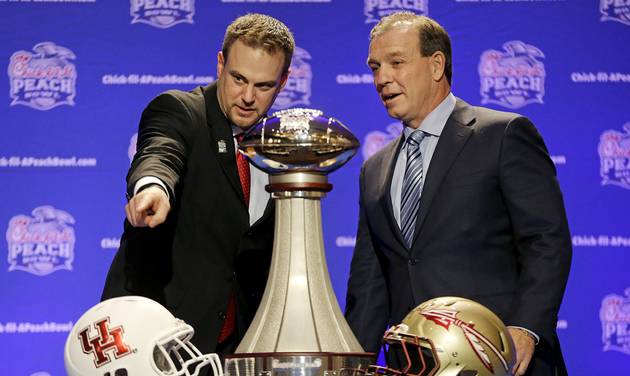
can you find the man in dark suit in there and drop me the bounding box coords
[345,12,571,376]
[102,14,294,356]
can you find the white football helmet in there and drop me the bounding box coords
[64,296,223,376]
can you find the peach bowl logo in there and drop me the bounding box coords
[130,0,195,29]
[600,288,630,355]
[364,0,428,23]
[600,0,630,26]
[8,42,77,111]
[599,122,630,189]
[6,205,75,276]
[362,122,403,161]
[273,46,311,110]
[478,41,545,109]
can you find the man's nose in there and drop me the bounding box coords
[242,84,255,105]
[374,68,392,90]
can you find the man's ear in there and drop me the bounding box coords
[430,51,446,81]
[278,68,291,91]
[217,51,225,78]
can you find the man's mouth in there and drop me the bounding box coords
[382,93,400,102]
[236,106,255,114]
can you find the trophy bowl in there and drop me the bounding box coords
[239,108,359,174]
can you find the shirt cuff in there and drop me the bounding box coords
[133,176,169,200]
[508,326,540,345]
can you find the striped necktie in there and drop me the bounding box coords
[400,130,426,248]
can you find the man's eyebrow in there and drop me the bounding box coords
[229,70,277,87]
[367,51,406,65]
[254,80,278,87]
[229,70,248,82]
[384,51,406,59]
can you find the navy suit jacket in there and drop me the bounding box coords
[345,99,571,375]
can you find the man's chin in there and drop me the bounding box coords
[231,114,260,129]
[386,109,402,121]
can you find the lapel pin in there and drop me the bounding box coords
[217,140,227,153]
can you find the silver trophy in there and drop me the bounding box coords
[225,109,374,376]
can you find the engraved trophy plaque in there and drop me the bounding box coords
[224,109,374,376]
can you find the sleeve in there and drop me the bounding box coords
[345,163,391,353]
[499,116,572,346]
[126,92,193,203]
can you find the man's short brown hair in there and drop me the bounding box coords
[222,13,295,73]
[370,12,452,85]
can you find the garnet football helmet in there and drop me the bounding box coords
[373,297,515,376]
[64,296,222,376]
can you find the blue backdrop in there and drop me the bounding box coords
[2,1,630,375]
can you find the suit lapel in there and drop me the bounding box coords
[252,197,275,227]
[377,135,409,252]
[411,99,476,247]
[202,83,246,207]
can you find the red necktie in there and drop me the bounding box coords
[235,133,250,205]
[217,133,249,344]
[217,294,236,343]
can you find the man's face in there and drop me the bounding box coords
[367,26,441,128]
[217,40,288,129]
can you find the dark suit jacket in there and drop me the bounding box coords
[102,83,275,354]
[345,99,571,375]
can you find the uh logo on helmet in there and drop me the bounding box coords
[64,296,223,376]
[77,317,133,367]
[366,296,515,376]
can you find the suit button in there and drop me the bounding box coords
[408,258,417,265]
[218,311,226,320]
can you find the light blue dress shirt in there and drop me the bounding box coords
[390,92,456,227]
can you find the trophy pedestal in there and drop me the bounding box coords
[225,352,373,376]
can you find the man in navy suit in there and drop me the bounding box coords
[345,12,571,376]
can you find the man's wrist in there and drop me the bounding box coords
[508,326,539,345]
[132,176,170,200]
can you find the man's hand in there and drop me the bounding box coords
[508,327,536,376]
[125,185,170,228]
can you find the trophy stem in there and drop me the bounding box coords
[236,188,362,353]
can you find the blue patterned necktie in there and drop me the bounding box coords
[400,130,427,248]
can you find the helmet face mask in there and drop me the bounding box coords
[368,297,515,376]
[152,325,220,376]
[381,330,439,376]
[65,296,223,376]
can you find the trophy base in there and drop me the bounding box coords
[224,352,375,376]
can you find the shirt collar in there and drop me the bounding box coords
[403,92,456,140]
[231,124,244,138]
